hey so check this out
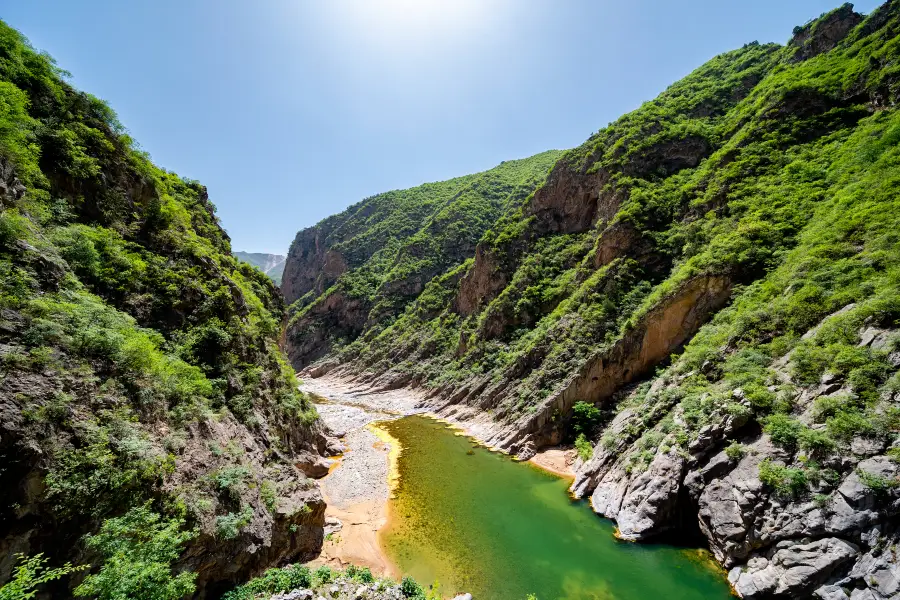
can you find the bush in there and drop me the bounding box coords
[571,401,602,437]
[724,441,746,461]
[401,576,425,598]
[763,414,804,448]
[0,553,85,600]
[345,565,374,584]
[215,507,253,540]
[857,469,899,495]
[758,459,808,497]
[73,505,197,600]
[797,427,836,455]
[574,433,593,461]
[221,564,312,600]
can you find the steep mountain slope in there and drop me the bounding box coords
[234,252,286,285]
[281,151,562,367]
[291,3,900,598]
[0,21,335,598]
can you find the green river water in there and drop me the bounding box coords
[379,415,734,600]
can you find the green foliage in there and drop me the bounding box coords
[571,401,603,438]
[0,554,85,600]
[574,433,593,461]
[856,468,900,494]
[758,459,809,497]
[344,564,375,584]
[73,505,197,600]
[0,16,319,582]
[215,507,253,540]
[401,576,425,598]
[763,414,804,448]
[307,5,900,456]
[221,565,312,600]
[724,441,746,461]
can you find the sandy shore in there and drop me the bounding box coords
[529,447,577,479]
[302,377,417,576]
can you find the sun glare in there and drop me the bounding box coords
[325,0,493,51]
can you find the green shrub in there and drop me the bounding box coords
[260,480,277,512]
[0,209,29,247]
[211,465,250,500]
[215,507,253,540]
[574,433,593,461]
[797,427,836,455]
[758,459,808,497]
[724,441,746,461]
[857,469,900,494]
[571,401,602,437]
[73,505,197,600]
[313,566,335,585]
[763,413,804,448]
[826,409,875,440]
[345,564,375,584]
[221,564,312,600]
[0,554,85,600]
[401,576,425,598]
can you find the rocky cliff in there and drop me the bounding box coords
[0,21,334,598]
[288,2,900,598]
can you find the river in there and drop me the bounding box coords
[304,378,734,600]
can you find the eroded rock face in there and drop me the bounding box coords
[455,244,507,317]
[790,4,863,62]
[527,157,619,235]
[282,226,348,305]
[730,538,859,599]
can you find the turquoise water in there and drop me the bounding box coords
[380,415,733,600]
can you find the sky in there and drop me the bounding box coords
[2,0,884,254]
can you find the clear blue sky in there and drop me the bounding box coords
[3,0,883,254]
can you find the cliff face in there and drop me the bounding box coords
[289,2,900,598]
[0,21,333,598]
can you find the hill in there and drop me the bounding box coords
[0,20,333,598]
[233,251,286,285]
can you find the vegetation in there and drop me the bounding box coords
[0,554,85,600]
[0,18,319,596]
[284,151,563,363]
[73,505,197,600]
[222,565,439,600]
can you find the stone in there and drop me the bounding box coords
[734,538,859,599]
[813,585,850,600]
[324,516,343,535]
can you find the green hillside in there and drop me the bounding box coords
[0,20,325,598]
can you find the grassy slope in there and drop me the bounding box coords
[0,19,320,595]
[284,151,562,363]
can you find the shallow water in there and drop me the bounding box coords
[380,415,733,600]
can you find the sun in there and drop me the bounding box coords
[325,0,493,51]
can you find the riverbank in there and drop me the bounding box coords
[302,376,419,577]
[528,447,576,479]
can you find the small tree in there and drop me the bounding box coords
[73,504,197,600]
[571,401,602,438]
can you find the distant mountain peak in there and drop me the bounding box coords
[234,251,287,285]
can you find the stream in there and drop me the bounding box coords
[307,381,734,600]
